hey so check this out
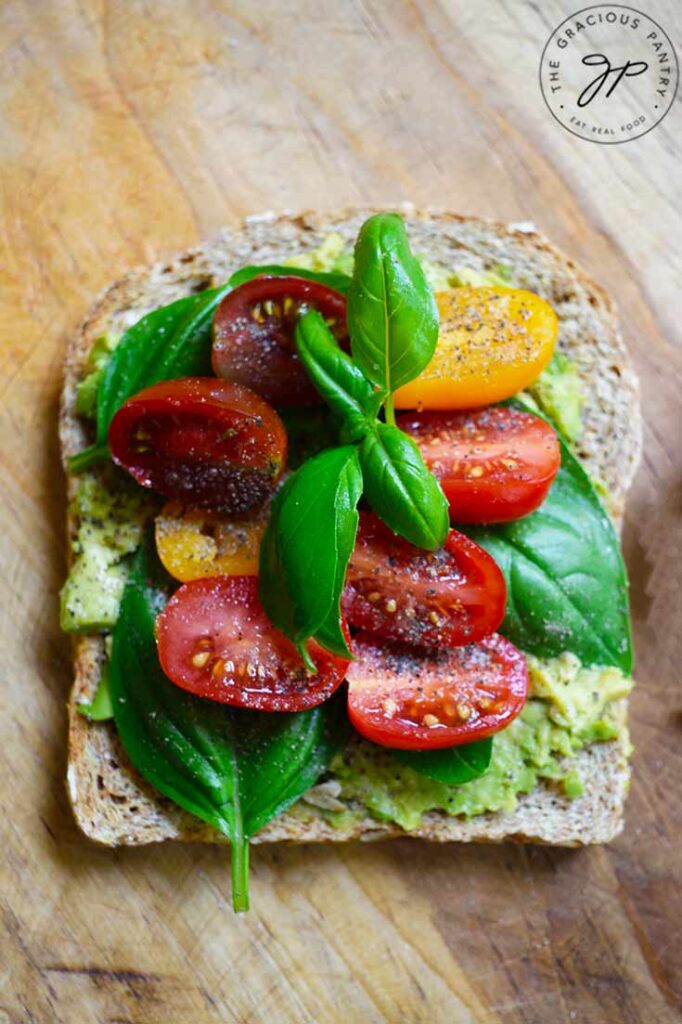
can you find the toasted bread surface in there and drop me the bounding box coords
[60,208,641,848]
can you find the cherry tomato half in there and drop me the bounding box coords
[398,406,560,523]
[346,632,528,750]
[155,499,271,581]
[156,575,350,711]
[342,513,506,647]
[109,378,287,513]
[212,276,348,406]
[393,287,557,410]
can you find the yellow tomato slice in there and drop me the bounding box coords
[394,287,558,410]
[155,500,268,582]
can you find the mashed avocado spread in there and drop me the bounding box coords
[317,655,631,830]
[65,235,630,829]
[60,470,156,632]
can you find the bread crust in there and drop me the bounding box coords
[61,208,641,848]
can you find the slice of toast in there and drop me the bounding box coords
[60,208,642,848]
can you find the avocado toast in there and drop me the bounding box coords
[60,208,641,867]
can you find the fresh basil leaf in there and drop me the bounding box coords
[348,213,438,394]
[110,537,349,911]
[77,662,114,721]
[278,407,339,468]
[237,691,351,835]
[69,284,229,472]
[259,446,363,659]
[393,737,493,784]
[228,264,351,295]
[359,422,449,551]
[295,310,384,442]
[465,432,632,673]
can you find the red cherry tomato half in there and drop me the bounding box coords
[342,512,506,648]
[156,575,350,711]
[346,632,528,750]
[398,406,560,524]
[109,378,287,513]
[212,276,348,406]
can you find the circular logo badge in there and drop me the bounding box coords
[540,5,678,143]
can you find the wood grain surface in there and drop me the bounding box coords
[1,2,680,1021]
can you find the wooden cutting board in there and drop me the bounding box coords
[1,2,679,1021]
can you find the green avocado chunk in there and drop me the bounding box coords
[75,334,118,419]
[60,470,156,633]
[525,352,584,443]
[325,653,632,830]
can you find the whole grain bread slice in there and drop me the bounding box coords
[60,207,642,848]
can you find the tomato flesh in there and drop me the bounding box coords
[109,378,287,513]
[212,276,348,406]
[342,513,506,647]
[393,286,557,410]
[347,632,528,749]
[155,499,271,581]
[156,576,350,711]
[398,406,560,523]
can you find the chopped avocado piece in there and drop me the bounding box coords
[77,659,114,721]
[450,264,514,288]
[526,352,584,443]
[283,234,515,296]
[284,232,354,277]
[417,258,453,292]
[60,470,156,633]
[75,334,118,419]
[328,653,632,829]
[561,771,585,799]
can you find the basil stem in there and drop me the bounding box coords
[295,310,385,442]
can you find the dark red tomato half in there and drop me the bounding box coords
[346,632,528,750]
[109,378,287,513]
[156,575,350,711]
[212,276,348,406]
[398,406,560,524]
[342,512,506,648]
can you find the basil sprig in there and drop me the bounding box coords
[263,215,448,659]
[394,737,493,784]
[110,538,349,911]
[464,405,632,674]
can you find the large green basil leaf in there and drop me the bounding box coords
[228,263,351,295]
[110,538,349,911]
[69,285,230,472]
[348,213,438,394]
[393,738,493,784]
[359,422,449,551]
[259,446,363,661]
[295,310,384,442]
[464,436,632,673]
